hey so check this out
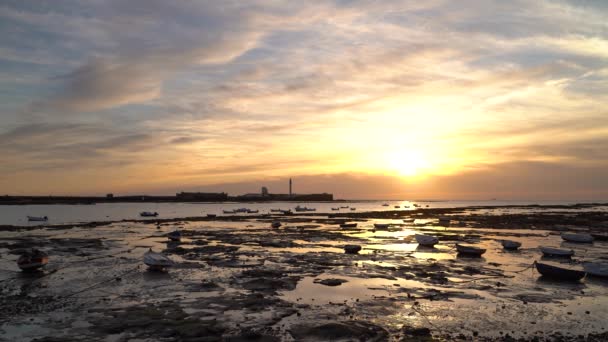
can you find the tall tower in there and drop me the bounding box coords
[289,178,292,197]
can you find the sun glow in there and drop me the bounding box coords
[388,150,431,177]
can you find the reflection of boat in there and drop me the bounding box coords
[374,223,390,229]
[140,211,158,217]
[583,262,608,277]
[535,261,585,281]
[455,244,486,256]
[271,221,282,228]
[561,233,593,243]
[415,234,438,247]
[27,216,48,222]
[167,230,181,242]
[17,249,49,271]
[144,249,174,271]
[340,223,357,228]
[500,239,521,250]
[540,246,574,258]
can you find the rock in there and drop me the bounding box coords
[314,278,348,286]
[401,325,432,339]
[344,244,362,254]
[290,321,388,341]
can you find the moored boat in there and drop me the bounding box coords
[455,243,486,256]
[331,207,340,211]
[17,249,49,271]
[500,239,522,250]
[167,230,181,242]
[206,214,217,218]
[382,203,389,207]
[246,209,259,214]
[350,207,356,211]
[561,233,594,243]
[394,205,400,208]
[140,211,158,217]
[535,261,585,281]
[374,223,390,229]
[540,246,574,258]
[223,210,235,214]
[340,223,358,228]
[415,234,439,247]
[143,248,174,271]
[27,216,48,222]
[583,262,608,278]
[271,221,282,228]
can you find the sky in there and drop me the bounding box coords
[0,0,607,200]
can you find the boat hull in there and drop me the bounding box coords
[18,256,49,271]
[561,233,594,243]
[540,247,574,257]
[501,240,522,250]
[535,262,585,281]
[415,234,438,247]
[456,244,486,256]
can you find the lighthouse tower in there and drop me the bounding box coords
[289,178,292,197]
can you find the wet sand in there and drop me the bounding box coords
[1,205,607,341]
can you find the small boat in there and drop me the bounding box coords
[294,205,316,212]
[340,223,358,228]
[143,249,174,271]
[17,249,49,271]
[235,208,249,213]
[223,210,235,214]
[455,244,486,256]
[270,209,282,212]
[167,230,181,242]
[140,211,159,217]
[382,203,389,207]
[331,207,340,211]
[340,206,349,209]
[394,206,400,209]
[500,239,522,250]
[246,209,259,214]
[415,234,439,247]
[561,233,594,243]
[27,216,48,222]
[583,262,608,278]
[271,221,282,228]
[535,261,585,281]
[374,223,390,229]
[540,246,574,258]
[403,218,415,223]
[280,209,293,214]
[206,214,217,218]
[437,217,450,226]
[590,233,608,241]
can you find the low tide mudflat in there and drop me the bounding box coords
[1,205,608,341]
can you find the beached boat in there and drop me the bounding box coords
[223,210,235,214]
[535,261,585,281]
[17,249,49,271]
[271,221,282,228]
[27,216,48,222]
[455,244,486,256]
[500,239,522,250]
[583,262,608,278]
[561,233,594,243]
[167,230,181,242]
[140,211,158,217]
[340,223,358,228]
[415,234,439,247]
[206,214,217,218]
[374,223,390,229]
[143,249,174,271]
[540,246,574,257]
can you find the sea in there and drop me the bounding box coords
[1,199,606,226]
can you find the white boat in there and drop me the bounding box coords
[167,230,181,242]
[17,249,49,271]
[583,262,608,277]
[561,233,594,243]
[27,216,48,222]
[140,211,158,217]
[143,249,174,271]
[500,239,522,250]
[374,223,390,229]
[271,221,282,228]
[415,234,439,247]
[540,246,574,257]
[456,244,486,256]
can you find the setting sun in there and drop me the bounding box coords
[388,151,430,177]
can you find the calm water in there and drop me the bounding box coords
[1,200,605,226]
